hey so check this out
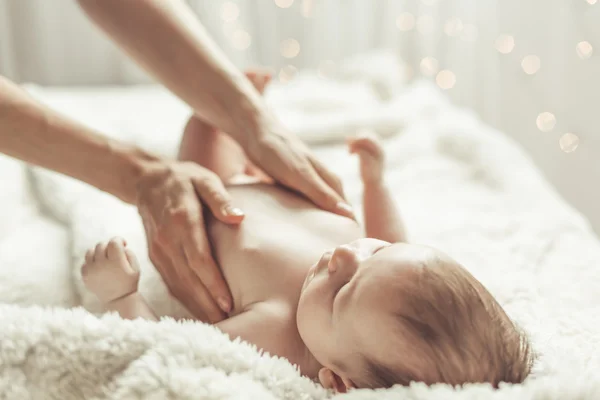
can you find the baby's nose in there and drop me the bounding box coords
[328,245,359,274]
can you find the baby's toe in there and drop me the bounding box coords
[94,242,108,262]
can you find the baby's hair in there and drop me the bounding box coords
[360,255,533,389]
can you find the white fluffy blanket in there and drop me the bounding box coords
[3,51,600,399]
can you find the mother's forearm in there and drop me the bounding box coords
[0,75,155,205]
[76,0,272,146]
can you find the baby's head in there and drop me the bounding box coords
[297,239,532,392]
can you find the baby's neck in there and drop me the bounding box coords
[296,340,324,380]
[288,306,323,380]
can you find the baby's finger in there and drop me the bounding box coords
[93,242,107,262]
[85,249,94,264]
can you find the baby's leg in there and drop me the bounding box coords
[178,70,272,184]
[81,238,157,321]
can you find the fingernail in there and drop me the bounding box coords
[217,297,231,313]
[336,202,354,216]
[221,205,244,217]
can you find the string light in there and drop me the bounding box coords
[521,55,541,75]
[318,60,336,78]
[560,133,580,153]
[495,35,515,54]
[420,57,439,76]
[444,17,463,37]
[396,12,416,31]
[280,38,300,58]
[231,30,251,50]
[436,70,456,89]
[536,112,556,132]
[417,15,434,34]
[279,65,298,83]
[576,41,593,60]
[236,2,588,154]
[301,0,314,17]
[274,0,294,8]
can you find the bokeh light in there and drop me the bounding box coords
[396,12,416,31]
[302,0,314,17]
[231,30,251,50]
[495,34,515,54]
[461,24,478,41]
[318,60,336,78]
[536,112,556,132]
[576,41,593,60]
[521,55,541,75]
[220,1,239,22]
[274,0,294,8]
[279,65,298,83]
[417,15,434,34]
[280,38,300,58]
[559,133,580,153]
[420,57,439,76]
[436,70,456,89]
[444,17,463,36]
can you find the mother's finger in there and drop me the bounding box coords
[291,164,354,219]
[309,156,347,202]
[182,215,232,314]
[192,174,244,224]
[153,239,225,322]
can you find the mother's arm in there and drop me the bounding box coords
[0,75,239,322]
[76,0,353,219]
[0,75,148,205]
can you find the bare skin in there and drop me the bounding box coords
[82,72,421,391]
[2,0,352,324]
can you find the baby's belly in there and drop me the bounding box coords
[206,183,361,313]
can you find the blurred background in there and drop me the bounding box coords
[0,0,598,232]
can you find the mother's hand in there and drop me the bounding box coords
[135,160,241,322]
[244,124,354,219]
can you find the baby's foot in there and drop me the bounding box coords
[81,237,141,303]
[348,130,385,185]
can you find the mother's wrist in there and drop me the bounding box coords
[112,141,162,205]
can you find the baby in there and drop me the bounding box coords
[81,71,532,392]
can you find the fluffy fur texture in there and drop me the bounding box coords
[1,51,600,399]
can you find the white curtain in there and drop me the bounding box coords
[0,0,599,230]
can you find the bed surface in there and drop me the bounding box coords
[2,52,600,399]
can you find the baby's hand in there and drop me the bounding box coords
[348,130,385,185]
[81,237,141,303]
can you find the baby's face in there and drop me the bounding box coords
[297,239,434,388]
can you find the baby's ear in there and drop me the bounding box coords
[318,368,354,393]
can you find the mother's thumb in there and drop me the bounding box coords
[193,175,245,224]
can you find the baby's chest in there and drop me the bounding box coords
[209,216,327,309]
[207,183,362,311]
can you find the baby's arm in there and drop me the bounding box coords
[82,238,158,321]
[80,237,280,347]
[349,133,407,243]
